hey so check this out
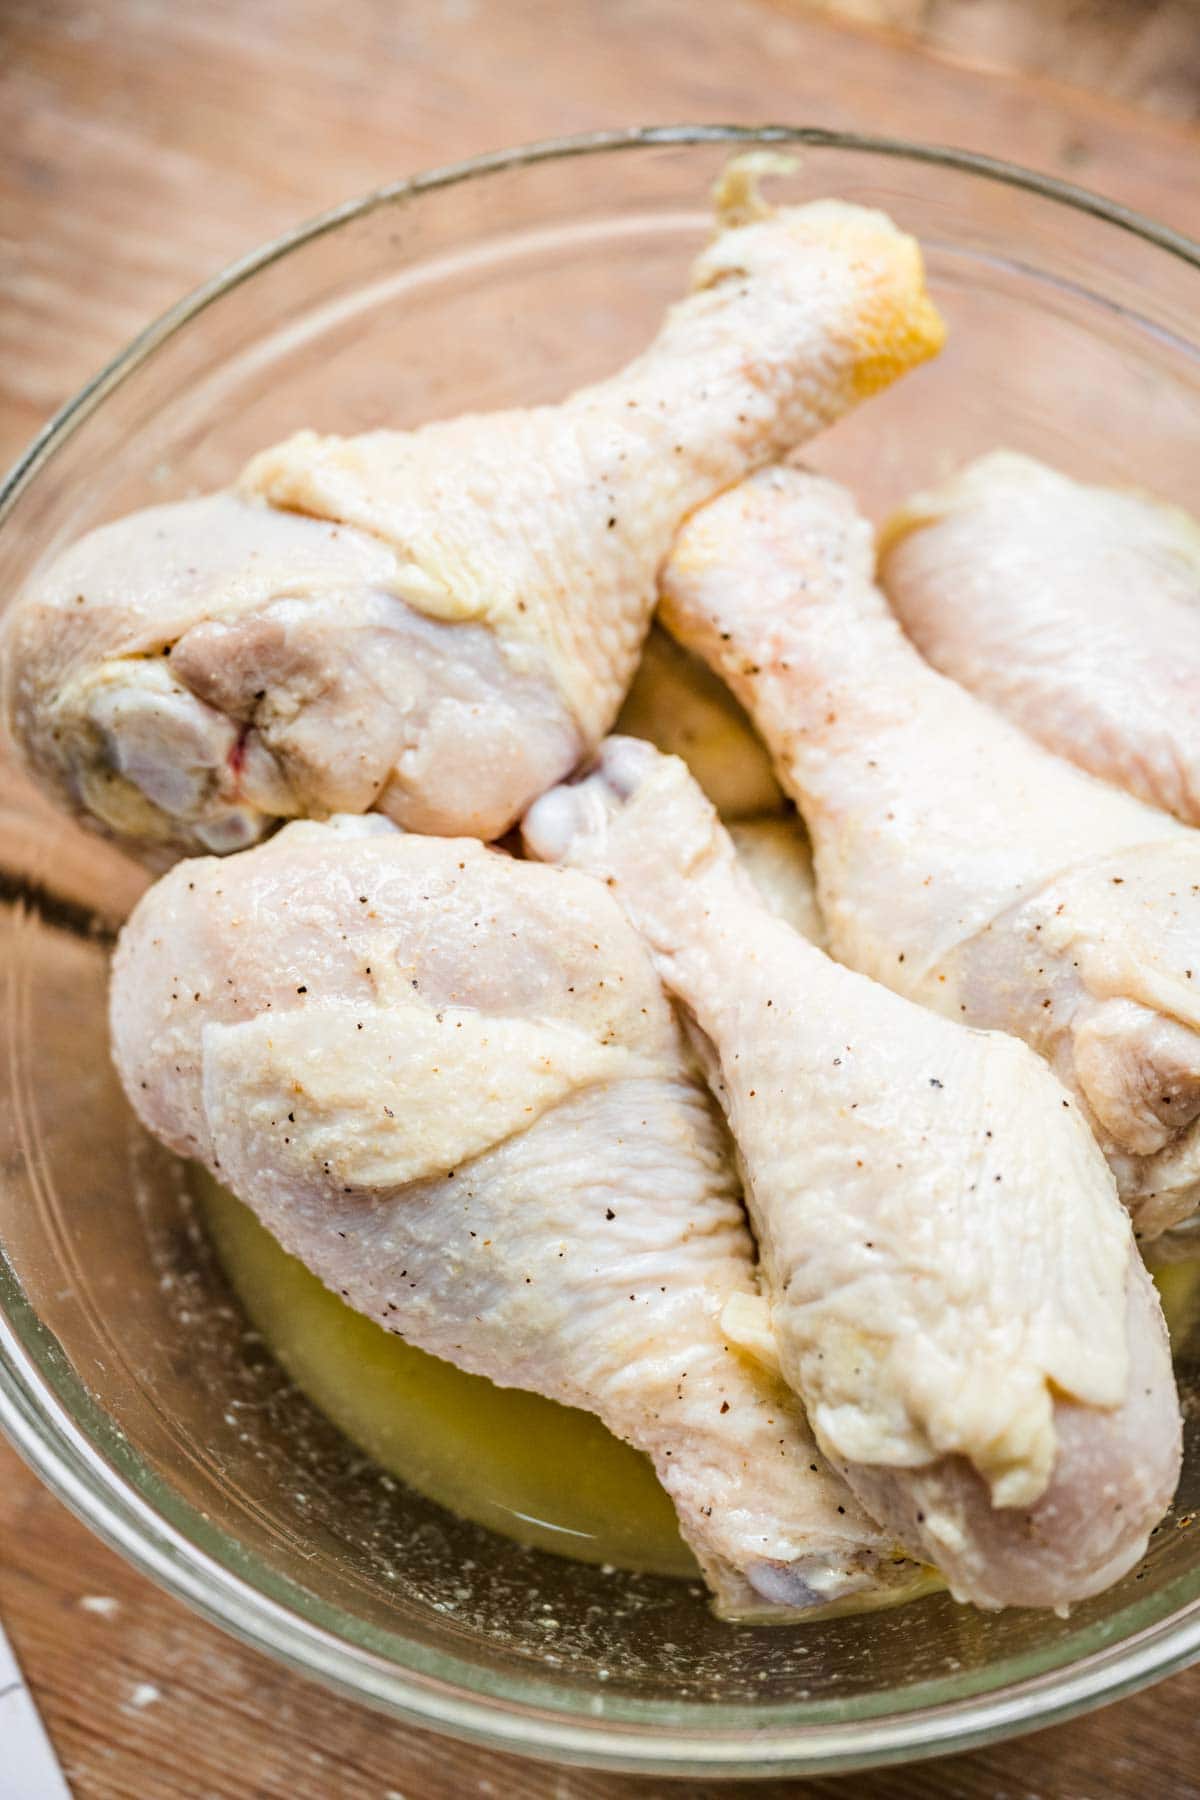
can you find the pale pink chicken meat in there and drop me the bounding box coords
[524,739,1179,1610]
[110,813,920,1619]
[659,467,1200,1238]
[880,452,1200,823]
[3,189,943,860]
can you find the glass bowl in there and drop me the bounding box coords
[2,125,1200,1780]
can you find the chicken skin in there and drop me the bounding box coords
[660,467,1200,1237]
[109,813,919,1618]
[617,621,823,936]
[524,739,1179,1610]
[728,816,825,945]
[616,622,824,937]
[880,452,1200,822]
[4,192,944,861]
[617,626,785,819]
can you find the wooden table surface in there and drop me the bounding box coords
[3,1,1200,1793]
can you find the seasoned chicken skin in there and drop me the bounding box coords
[880,452,1200,823]
[661,468,1200,1237]
[110,813,918,1618]
[524,739,1179,1610]
[4,193,944,859]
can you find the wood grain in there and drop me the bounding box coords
[3,1430,1200,1798]
[2,1432,1200,1800]
[795,0,1200,122]
[2,1,1200,1794]
[4,0,1200,468]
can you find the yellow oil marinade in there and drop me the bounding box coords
[200,1176,946,1613]
[198,1171,697,1576]
[1151,1255,1200,1353]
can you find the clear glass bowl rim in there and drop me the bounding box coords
[3,123,1200,1778]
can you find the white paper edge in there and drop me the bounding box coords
[0,1620,71,1798]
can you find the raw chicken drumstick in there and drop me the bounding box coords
[4,185,944,860]
[110,813,920,1619]
[660,468,1200,1238]
[880,452,1200,823]
[524,739,1180,1610]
